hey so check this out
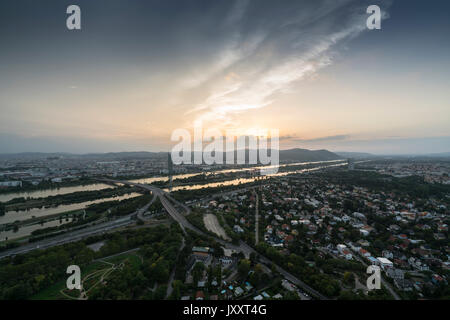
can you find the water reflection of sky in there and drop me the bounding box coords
[0,192,141,224]
[0,160,349,235]
[0,218,73,242]
[0,183,112,202]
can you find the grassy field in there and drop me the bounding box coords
[30,251,143,300]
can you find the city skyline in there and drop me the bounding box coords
[1,0,450,154]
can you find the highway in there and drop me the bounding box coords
[0,217,134,259]
[136,193,157,221]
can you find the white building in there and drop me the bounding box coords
[377,257,393,270]
[274,214,283,221]
[359,229,370,237]
[353,212,366,220]
[337,244,347,254]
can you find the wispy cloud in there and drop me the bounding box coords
[187,0,391,129]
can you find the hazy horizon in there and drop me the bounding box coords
[0,146,449,157]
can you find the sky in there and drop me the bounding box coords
[0,0,449,155]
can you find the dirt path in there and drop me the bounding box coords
[203,213,231,241]
[61,256,133,300]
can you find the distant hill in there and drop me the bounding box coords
[0,151,166,161]
[0,148,342,163]
[335,151,375,159]
[81,151,166,160]
[418,152,450,158]
[279,148,342,161]
[0,152,72,160]
[189,148,342,163]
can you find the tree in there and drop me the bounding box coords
[283,291,300,300]
[249,252,257,265]
[215,265,222,284]
[338,290,360,300]
[249,264,263,287]
[238,259,251,278]
[150,258,170,283]
[4,283,31,300]
[343,272,354,286]
[153,285,168,300]
[192,262,205,285]
[343,199,355,212]
[207,265,214,286]
[236,252,245,260]
[305,252,314,261]
[170,280,183,300]
[211,242,224,257]
[271,263,277,274]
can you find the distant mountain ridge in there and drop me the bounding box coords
[279,148,342,161]
[0,148,343,162]
[335,151,376,159]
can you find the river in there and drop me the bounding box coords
[0,160,344,202]
[0,183,113,203]
[0,192,142,225]
[1,218,74,242]
[0,160,346,238]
